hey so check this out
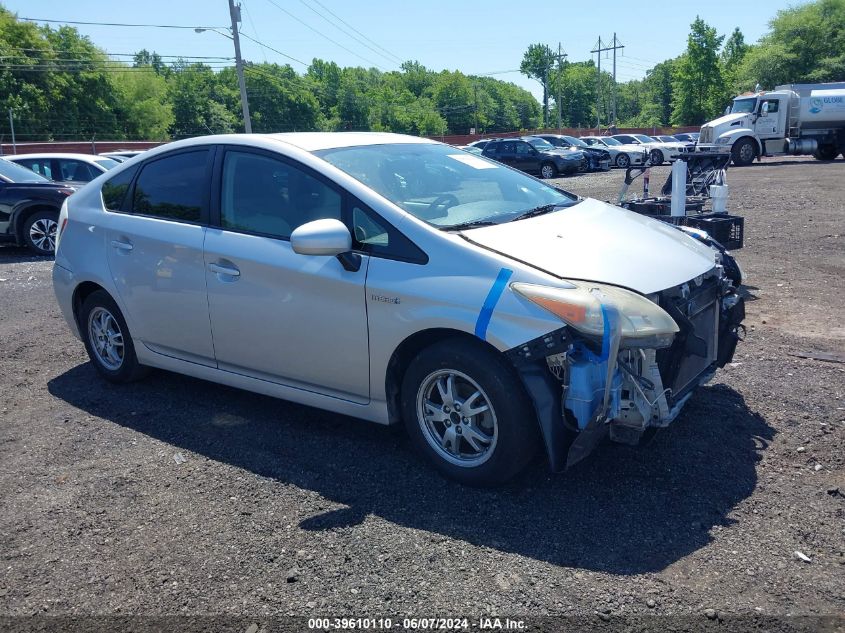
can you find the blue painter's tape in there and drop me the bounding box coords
[475,268,513,340]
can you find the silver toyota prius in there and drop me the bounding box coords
[53,133,745,485]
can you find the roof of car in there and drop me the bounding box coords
[264,132,437,152]
[8,152,112,162]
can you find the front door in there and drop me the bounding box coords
[204,148,370,402]
[104,148,217,366]
[755,98,784,139]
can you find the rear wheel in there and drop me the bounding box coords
[79,290,149,383]
[539,162,557,179]
[401,338,539,486]
[615,152,630,169]
[813,144,838,161]
[22,209,58,256]
[732,138,757,166]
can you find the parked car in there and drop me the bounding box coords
[580,136,647,169]
[466,139,493,150]
[53,132,745,485]
[0,157,76,255]
[673,132,700,143]
[100,150,145,162]
[480,138,581,178]
[8,153,119,183]
[611,134,687,166]
[533,135,611,171]
[655,134,696,152]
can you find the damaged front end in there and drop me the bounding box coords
[506,264,745,471]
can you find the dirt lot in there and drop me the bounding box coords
[0,157,843,629]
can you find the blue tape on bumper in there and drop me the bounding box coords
[475,268,513,340]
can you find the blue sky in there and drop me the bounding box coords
[5,0,806,100]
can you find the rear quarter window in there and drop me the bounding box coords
[101,165,139,212]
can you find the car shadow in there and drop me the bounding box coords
[0,244,49,264]
[47,362,773,575]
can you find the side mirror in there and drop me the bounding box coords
[761,102,769,115]
[291,219,361,272]
[291,218,351,256]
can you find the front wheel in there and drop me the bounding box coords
[649,149,664,166]
[539,162,557,179]
[22,209,58,256]
[401,338,539,486]
[615,152,630,169]
[79,290,149,383]
[732,138,757,166]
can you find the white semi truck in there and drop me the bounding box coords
[698,82,845,166]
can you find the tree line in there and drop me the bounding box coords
[524,0,845,129]
[2,0,844,142]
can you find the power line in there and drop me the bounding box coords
[17,17,228,30]
[295,0,402,66]
[238,32,308,67]
[309,0,404,65]
[262,0,388,70]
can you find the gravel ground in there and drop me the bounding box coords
[0,157,843,629]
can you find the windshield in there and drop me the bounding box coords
[731,97,757,114]
[315,143,578,229]
[0,158,49,183]
[600,137,621,146]
[562,136,587,147]
[525,137,554,150]
[95,158,119,170]
[634,134,656,143]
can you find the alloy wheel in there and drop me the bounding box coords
[87,306,125,371]
[29,218,57,253]
[416,369,498,467]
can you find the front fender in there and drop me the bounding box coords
[718,129,759,151]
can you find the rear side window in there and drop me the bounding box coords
[132,150,209,222]
[101,165,139,211]
[17,159,51,179]
[60,160,96,182]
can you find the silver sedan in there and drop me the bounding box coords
[53,133,745,485]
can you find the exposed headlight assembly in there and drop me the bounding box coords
[512,281,679,348]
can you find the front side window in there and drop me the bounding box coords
[60,161,96,182]
[315,142,577,230]
[132,150,209,222]
[762,99,779,113]
[220,150,341,239]
[515,142,533,155]
[615,135,636,143]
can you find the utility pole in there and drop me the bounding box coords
[592,35,624,130]
[8,108,16,155]
[591,37,603,129]
[555,43,567,131]
[228,0,252,133]
[610,33,624,127]
[473,83,478,135]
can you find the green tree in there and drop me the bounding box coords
[520,43,555,127]
[736,0,845,90]
[671,17,725,125]
[113,69,173,139]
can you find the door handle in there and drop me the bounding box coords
[208,262,240,277]
[111,239,133,252]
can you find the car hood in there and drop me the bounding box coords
[462,198,716,295]
[543,148,582,159]
[705,112,749,129]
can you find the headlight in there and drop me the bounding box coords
[717,137,731,145]
[512,281,679,348]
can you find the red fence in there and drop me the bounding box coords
[0,140,162,156]
[0,127,701,156]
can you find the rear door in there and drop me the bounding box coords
[103,148,217,366]
[514,141,539,173]
[203,147,370,402]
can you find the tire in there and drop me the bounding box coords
[731,138,757,166]
[539,162,557,179]
[649,149,664,166]
[401,338,540,486]
[21,209,59,256]
[615,153,630,169]
[813,144,838,161]
[79,290,149,383]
